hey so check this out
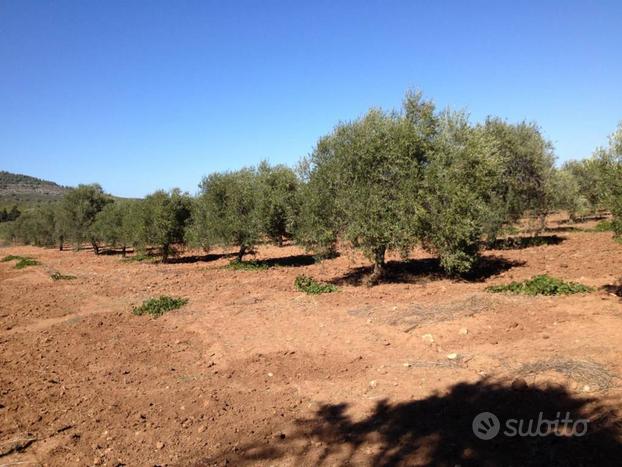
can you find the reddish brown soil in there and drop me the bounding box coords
[2,216,622,466]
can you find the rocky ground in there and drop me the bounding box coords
[1,216,622,466]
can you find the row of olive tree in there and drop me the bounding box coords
[5,163,301,263]
[547,122,622,230]
[4,91,565,282]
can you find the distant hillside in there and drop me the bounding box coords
[0,171,69,207]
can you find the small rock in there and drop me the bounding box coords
[197,425,206,433]
[459,328,468,335]
[582,385,591,392]
[369,380,377,388]
[267,372,273,378]
[403,362,412,368]
[156,441,165,450]
[421,334,435,344]
[447,353,458,360]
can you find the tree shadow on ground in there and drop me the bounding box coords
[99,247,135,256]
[486,235,566,250]
[165,252,238,264]
[559,214,609,224]
[330,256,524,286]
[253,253,320,268]
[198,379,622,466]
[545,226,583,233]
[602,284,622,298]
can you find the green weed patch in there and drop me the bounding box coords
[487,274,593,296]
[132,296,189,317]
[294,275,338,294]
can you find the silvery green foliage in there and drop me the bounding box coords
[6,203,60,247]
[298,92,435,281]
[480,118,556,237]
[92,200,141,254]
[257,161,300,246]
[549,167,587,221]
[419,111,503,274]
[59,184,112,251]
[564,157,609,214]
[137,189,192,261]
[191,168,262,260]
[599,122,622,235]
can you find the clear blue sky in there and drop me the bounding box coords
[1,0,621,197]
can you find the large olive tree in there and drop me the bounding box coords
[419,111,503,274]
[299,93,436,283]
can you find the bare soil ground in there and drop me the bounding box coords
[2,216,622,466]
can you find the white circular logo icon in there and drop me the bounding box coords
[472,411,500,440]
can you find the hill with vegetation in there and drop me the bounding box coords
[0,171,69,208]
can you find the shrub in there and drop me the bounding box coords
[50,272,76,280]
[132,296,189,317]
[487,275,593,295]
[294,275,337,294]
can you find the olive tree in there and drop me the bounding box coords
[92,200,140,256]
[549,166,587,221]
[595,122,622,235]
[300,94,435,283]
[9,206,53,246]
[136,189,192,262]
[257,161,300,246]
[59,184,112,253]
[564,158,608,215]
[481,118,556,237]
[419,111,503,274]
[190,168,261,261]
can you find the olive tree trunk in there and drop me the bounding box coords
[368,245,386,286]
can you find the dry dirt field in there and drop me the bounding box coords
[2,217,622,466]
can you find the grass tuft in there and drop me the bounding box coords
[132,296,189,317]
[50,272,77,281]
[225,260,269,271]
[294,275,338,294]
[487,274,593,296]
